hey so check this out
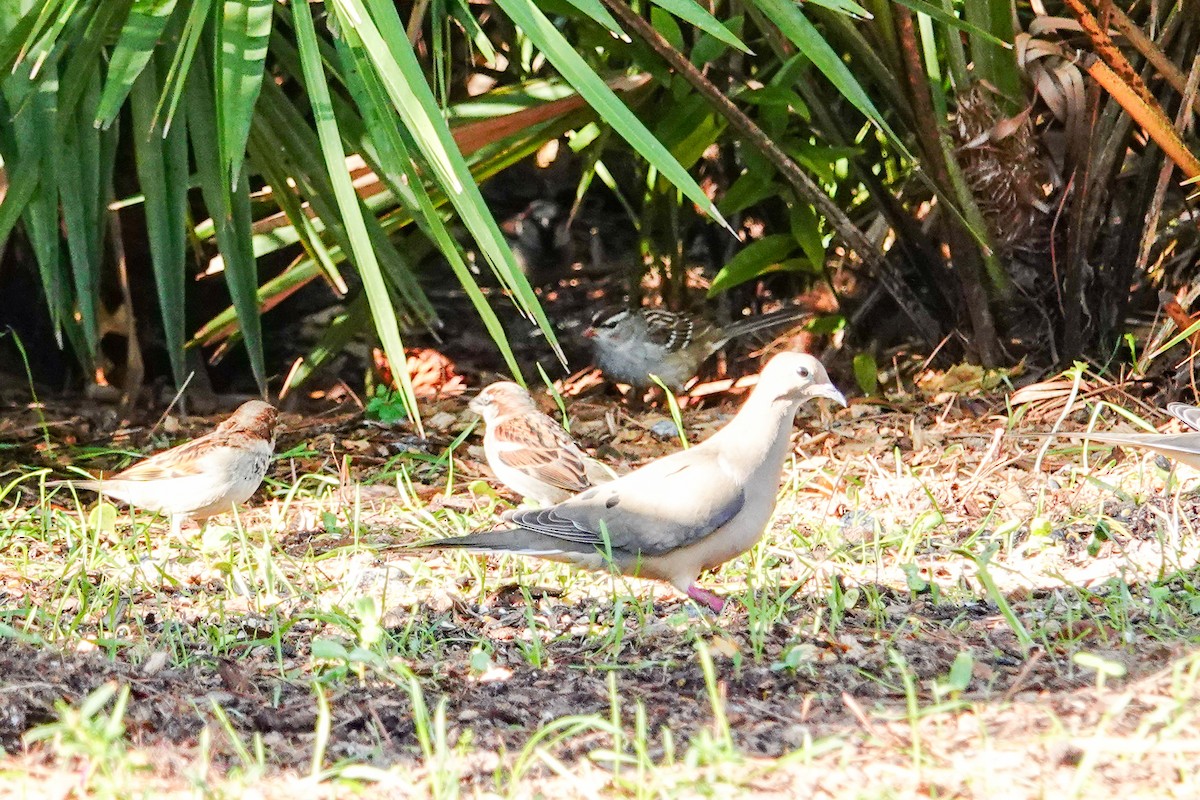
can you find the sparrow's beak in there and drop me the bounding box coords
[581,327,596,339]
[812,384,847,407]
[468,395,485,414]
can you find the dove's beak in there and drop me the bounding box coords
[813,384,847,407]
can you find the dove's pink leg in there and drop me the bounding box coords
[686,584,726,613]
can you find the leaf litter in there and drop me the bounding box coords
[0,375,1198,798]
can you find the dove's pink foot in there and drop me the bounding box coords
[686,585,726,613]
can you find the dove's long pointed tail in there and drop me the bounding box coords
[412,529,600,558]
[1031,430,1200,470]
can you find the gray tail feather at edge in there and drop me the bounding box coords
[411,529,599,556]
[411,529,552,552]
[721,305,810,341]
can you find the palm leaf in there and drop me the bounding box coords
[292,0,423,430]
[186,48,267,392]
[130,55,190,389]
[213,0,272,187]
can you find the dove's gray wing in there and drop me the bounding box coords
[502,446,746,557]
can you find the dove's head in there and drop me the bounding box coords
[759,352,846,407]
[222,400,279,441]
[470,381,537,422]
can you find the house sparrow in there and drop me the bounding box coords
[470,381,614,505]
[50,400,279,537]
[583,305,810,390]
[421,353,845,612]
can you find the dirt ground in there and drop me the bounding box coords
[1,381,1199,798]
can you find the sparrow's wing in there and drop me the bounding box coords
[640,309,700,352]
[491,415,595,493]
[503,446,745,557]
[109,431,240,482]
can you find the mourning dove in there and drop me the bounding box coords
[470,381,614,505]
[49,401,278,537]
[418,352,845,612]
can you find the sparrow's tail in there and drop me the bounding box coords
[1029,430,1200,470]
[583,457,618,486]
[718,305,811,347]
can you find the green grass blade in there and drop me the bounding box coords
[650,0,750,53]
[337,0,566,366]
[332,31,526,382]
[246,129,347,295]
[492,0,735,235]
[130,56,190,389]
[153,0,213,133]
[186,51,267,392]
[708,234,800,295]
[56,0,134,118]
[214,0,272,188]
[890,0,1009,48]
[94,0,179,129]
[292,0,422,431]
[0,99,42,250]
[250,75,432,322]
[750,0,912,161]
[0,4,43,76]
[58,66,104,358]
[805,0,868,15]
[7,58,70,346]
[15,0,80,76]
[446,0,498,63]
[962,0,1020,103]
[558,0,626,38]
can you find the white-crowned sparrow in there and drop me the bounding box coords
[583,305,810,390]
[1036,402,1200,470]
[419,352,845,612]
[470,381,614,505]
[49,400,278,537]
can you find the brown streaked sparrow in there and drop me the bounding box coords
[420,353,846,613]
[50,400,278,538]
[470,381,614,505]
[583,305,810,390]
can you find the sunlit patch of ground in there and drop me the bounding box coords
[1,396,1198,798]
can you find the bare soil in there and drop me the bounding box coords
[1,386,1198,798]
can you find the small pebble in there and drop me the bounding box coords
[649,419,681,440]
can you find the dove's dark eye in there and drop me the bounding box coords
[797,366,811,379]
